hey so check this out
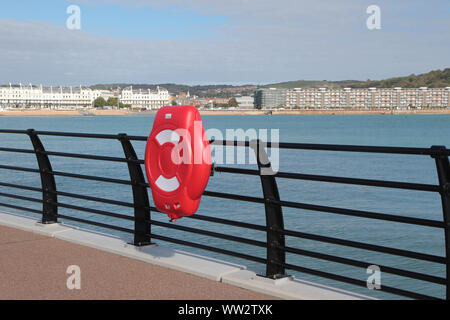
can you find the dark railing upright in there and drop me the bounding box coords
[118,133,152,246]
[26,129,57,224]
[250,139,286,278]
[431,145,450,299]
[0,128,450,299]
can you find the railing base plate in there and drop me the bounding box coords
[257,273,291,281]
[38,220,57,225]
[128,241,154,247]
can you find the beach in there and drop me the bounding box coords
[0,109,131,117]
[1,108,450,116]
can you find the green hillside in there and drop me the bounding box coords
[265,68,450,89]
[352,68,450,88]
[88,68,450,98]
[262,80,362,89]
[89,83,253,98]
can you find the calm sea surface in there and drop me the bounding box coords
[1,114,450,299]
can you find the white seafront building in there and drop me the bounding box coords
[268,87,450,109]
[0,83,170,110]
[120,86,169,110]
[0,83,104,109]
[235,95,255,109]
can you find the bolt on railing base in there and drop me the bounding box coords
[37,220,58,225]
[257,273,291,281]
[128,241,154,247]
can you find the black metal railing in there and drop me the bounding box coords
[0,128,449,300]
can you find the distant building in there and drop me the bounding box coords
[285,87,450,109]
[120,86,169,109]
[212,98,229,105]
[254,88,287,109]
[96,90,115,101]
[2,82,449,110]
[191,97,210,107]
[0,83,102,109]
[235,95,255,109]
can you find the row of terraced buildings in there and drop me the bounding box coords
[0,83,169,110]
[255,87,450,109]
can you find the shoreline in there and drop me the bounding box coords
[1,108,450,117]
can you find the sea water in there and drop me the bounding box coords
[1,114,450,299]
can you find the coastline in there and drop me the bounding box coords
[0,109,132,117]
[1,108,450,117]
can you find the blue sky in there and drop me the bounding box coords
[0,0,449,85]
[0,1,228,39]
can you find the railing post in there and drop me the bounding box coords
[26,129,57,224]
[431,145,450,300]
[250,139,286,278]
[118,133,152,246]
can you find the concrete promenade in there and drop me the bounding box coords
[0,211,374,300]
[0,224,275,300]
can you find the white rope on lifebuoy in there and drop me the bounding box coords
[155,175,180,192]
[154,129,181,192]
[155,129,180,145]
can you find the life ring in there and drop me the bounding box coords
[144,105,211,220]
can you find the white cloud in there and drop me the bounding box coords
[1,0,449,85]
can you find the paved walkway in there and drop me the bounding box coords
[0,225,275,300]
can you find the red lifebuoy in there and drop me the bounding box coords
[144,105,211,220]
